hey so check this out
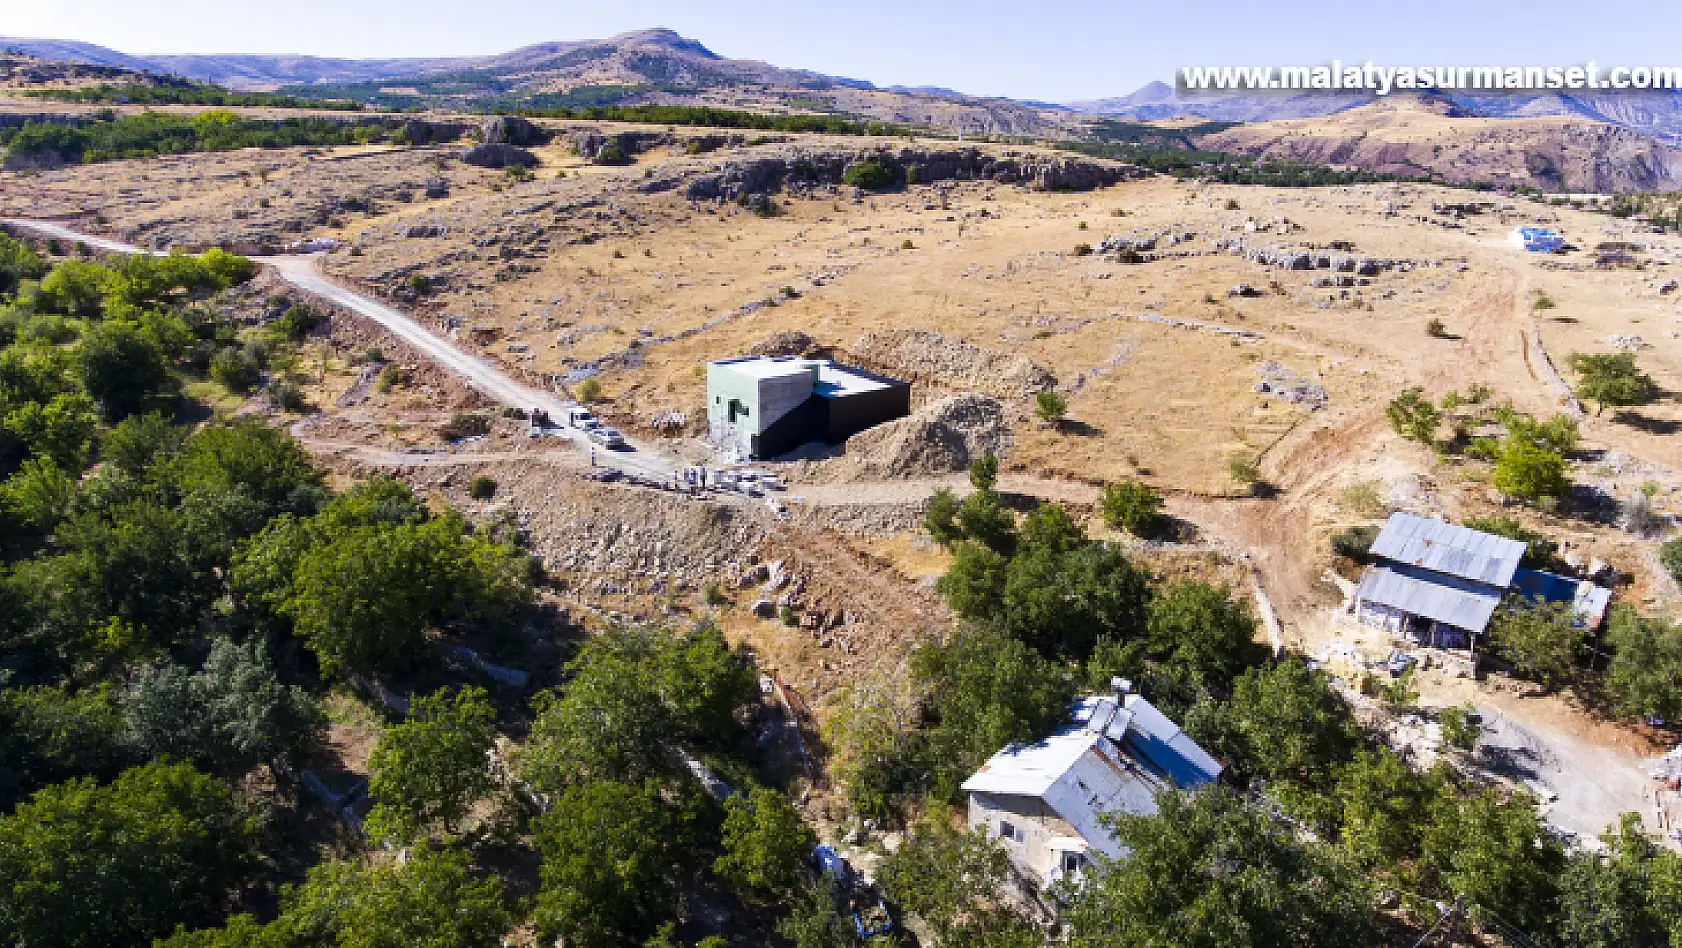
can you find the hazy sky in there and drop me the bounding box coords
[8,0,1681,101]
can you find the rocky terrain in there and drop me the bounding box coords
[1201,94,1682,192]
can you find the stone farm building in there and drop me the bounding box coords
[961,690,1222,888]
[705,356,910,460]
[1354,512,1610,654]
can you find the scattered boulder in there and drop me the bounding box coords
[460,143,538,169]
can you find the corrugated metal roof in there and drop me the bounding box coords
[1356,564,1504,631]
[963,696,1224,860]
[1369,512,1526,588]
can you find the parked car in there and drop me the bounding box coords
[588,427,626,449]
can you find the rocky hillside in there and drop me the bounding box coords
[1198,95,1682,192]
[0,29,1079,138]
[1078,81,1682,144]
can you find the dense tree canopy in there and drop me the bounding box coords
[1065,786,1379,948]
[0,762,259,948]
[365,687,495,842]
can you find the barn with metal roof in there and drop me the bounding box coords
[1354,512,1611,651]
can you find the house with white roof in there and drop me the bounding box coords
[960,687,1223,888]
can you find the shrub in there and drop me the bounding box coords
[269,380,307,413]
[1035,390,1068,425]
[272,304,322,340]
[1386,387,1440,445]
[209,347,262,392]
[1492,439,1570,504]
[1224,198,1240,210]
[1661,536,1682,586]
[375,363,407,392]
[1228,456,1261,489]
[1438,704,1480,751]
[1533,293,1556,311]
[1073,243,1094,256]
[594,141,630,165]
[577,378,603,402]
[900,239,915,250]
[841,158,897,190]
[1426,317,1448,338]
[1341,480,1385,517]
[1100,481,1163,536]
[702,581,727,606]
[1330,524,1380,562]
[468,476,497,500]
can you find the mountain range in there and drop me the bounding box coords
[5,29,1682,190]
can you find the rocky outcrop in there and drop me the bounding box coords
[460,143,538,169]
[398,119,467,146]
[684,147,1144,203]
[480,115,549,148]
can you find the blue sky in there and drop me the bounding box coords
[9,0,1680,102]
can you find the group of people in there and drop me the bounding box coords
[676,466,710,492]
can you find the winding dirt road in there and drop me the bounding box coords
[1,218,678,479]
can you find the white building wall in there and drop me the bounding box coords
[967,792,1070,885]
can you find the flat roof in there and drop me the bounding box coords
[710,355,902,396]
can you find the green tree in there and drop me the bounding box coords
[910,625,1074,797]
[653,621,757,744]
[170,420,324,515]
[1488,598,1581,689]
[0,685,130,810]
[1557,813,1682,948]
[121,637,324,779]
[1187,660,1358,792]
[1492,438,1570,504]
[0,232,47,295]
[1065,786,1379,948]
[1,455,76,532]
[1603,606,1682,721]
[364,686,496,843]
[531,780,684,948]
[163,842,510,948]
[923,487,961,546]
[1386,386,1440,445]
[968,451,999,492]
[1035,390,1068,426]
[935,541,1009,621]
[101,411,186,474]
[841,157,898,190]
[1100,480,1164,537]
[77,320,171,420]
[1142,580,1266,694]
[715,788,816,902]
[878,804,1041,948]
[0,762,259,948]
[956,489,1015,554]
[35,259,109,318]
[777,882,854,948]
[1333,747,1440,870]
[1570,352,1657,414]
[1419,783,1563,932]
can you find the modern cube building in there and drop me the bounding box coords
[706,356,910,460]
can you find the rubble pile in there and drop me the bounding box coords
[850,329,1055,399]
[843,393,1010,477]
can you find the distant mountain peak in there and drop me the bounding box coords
[604,28,718,60]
